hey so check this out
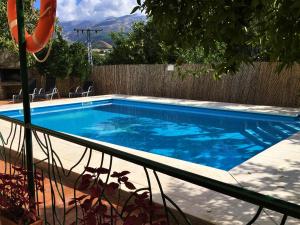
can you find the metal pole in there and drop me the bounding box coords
[74,28,102,66]
[86,30,90,65]
[16,0,36,209]
[88,31,93,66]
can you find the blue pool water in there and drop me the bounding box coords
[1,99,300,171]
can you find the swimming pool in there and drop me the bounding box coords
[1,99,300,171]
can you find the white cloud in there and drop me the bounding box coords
[57,0,140,21]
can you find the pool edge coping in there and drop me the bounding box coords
[0,94,300,117]
[0,94,299,179]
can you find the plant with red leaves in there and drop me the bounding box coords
[0,166,43,224]
[69,167,166,225]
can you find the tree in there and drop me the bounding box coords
[36,35,92,80]
[35,33,72,78]
[104,21,178,64]
[92,52,106,66]
[0,0,38,66]
[103,20,223,67]
[136,0,300,75]
[69,42,91,80]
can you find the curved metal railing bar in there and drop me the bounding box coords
[144,167,154,224]
[51,152,67,225]
[280,215,288,225]
[120,187,149,217]
[153,171,170,224]
[2,122,14,145]
[96,155,131,223]
[40,170,47,223]
[163,194,192,225]
[8,123,18,174]
[72,148,93,225]
[246,206,263,225]
[0,122,25,174]
[32,131,49,155]
[13,125,26,173]
[0,130,8,170]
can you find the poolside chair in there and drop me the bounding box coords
[33,77,59,101]
[69,81,94,98]
[12,79,37,103]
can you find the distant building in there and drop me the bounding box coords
[92,41,113,55]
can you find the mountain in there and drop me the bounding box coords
[60,14,147,46]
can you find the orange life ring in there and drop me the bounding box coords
[7,0,56,53]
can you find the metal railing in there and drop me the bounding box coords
[0,114,299,225]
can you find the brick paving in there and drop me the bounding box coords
[0,100,11,105]
[0,160,84,224]
[0,160,187,225]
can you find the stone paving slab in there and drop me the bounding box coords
[0,94,299,117]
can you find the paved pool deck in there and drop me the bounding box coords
[0,95,299,225]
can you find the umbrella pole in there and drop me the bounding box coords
[16,0,36,209]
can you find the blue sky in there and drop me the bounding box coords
[35,0,140,21]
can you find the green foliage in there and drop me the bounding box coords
[69,42,91,80]
[36,34,91,80]
[138,0,300,76]
[0,1,90,79]
[92,52,106,66]
[104,21,179,64]
[103,19,223,69]
[35,33,72,78]
[0,0,38,67]
[177,43,226,65]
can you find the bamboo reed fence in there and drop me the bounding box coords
[90,63,300,107]
[31,63,300,107]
